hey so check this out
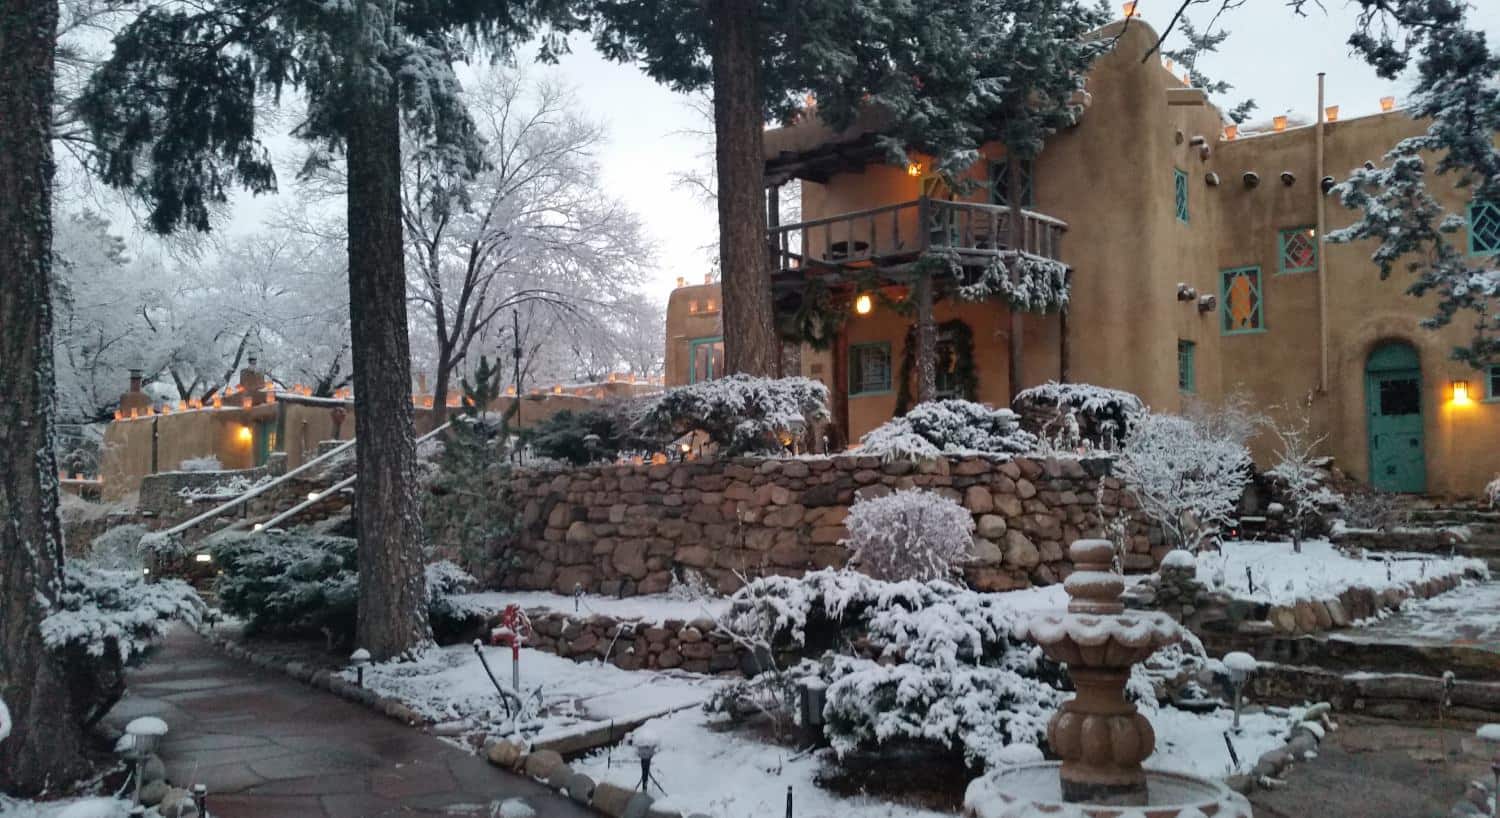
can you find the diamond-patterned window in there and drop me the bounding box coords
[1174,168,1189,223]
[1279,227,1318,273]
[1469,201,1500,255]
[1220,266,1264,334]
[989,159,1035,207]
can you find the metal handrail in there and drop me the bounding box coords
[256,421,453,532]
[157,437,358,538]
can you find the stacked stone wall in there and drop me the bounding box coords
[492,454,1159,597]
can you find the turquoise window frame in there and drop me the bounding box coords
[1469,201,1500,256]
[688,336,723,383]
[848,342,893,397]
[1177,340,1196,393]
[1220,266,1265,335]
[1174,168,1189,224]
[1278,226,1319,274]
[1486,365,1500,402]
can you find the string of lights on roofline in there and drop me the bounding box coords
[1119,1,1403,140]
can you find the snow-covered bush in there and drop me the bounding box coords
[859,399,1037,461]
[520,404,651,465]
[1114,412,1252,551]
[1337,489,1409,532]
[844,489,974,581]
[1013,381,1145,447]
[1488,475,1500,509]
[177,455,223,472]
[633,374,830,456]
[86,523,150,570]
[1263,408,1342,551]
[712,570,1066,767]
[212,531,488,643]
[0,696,10,743]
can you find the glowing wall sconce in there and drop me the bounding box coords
[1451,380,1473,406]
[906,161,923,177]
[237,425,253,443]
[854,293,873,315]
[1324,105,1339,122]
[1380,95,1396,112]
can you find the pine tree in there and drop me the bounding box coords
[1322,0,1500,367]
[588,0,1109,377]
[1162,16,1256,124]
[77,0,577,659]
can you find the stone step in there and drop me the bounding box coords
[1252,662,1500,721]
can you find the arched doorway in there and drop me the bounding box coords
[1364,342,1426,493]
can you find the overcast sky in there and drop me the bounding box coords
[227,1,1500,307]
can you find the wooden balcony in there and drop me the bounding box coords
[767,198,1067,289]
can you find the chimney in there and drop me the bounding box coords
[118,369,151,416]
[239,356,265,398]
[128,369,143,393]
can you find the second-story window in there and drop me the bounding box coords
[1470,201,1500,255]
[1221,267,1264,334]
[1174,168,1190,223]
[1279,226,1318,273]
[989,159,1035,207]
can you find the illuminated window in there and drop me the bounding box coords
[688,337,724,383]
[1178,340,1196,393]
[849,343,892,396]
[988,159,1035,207]
[1278,226,1318,274]
[1220,266,1264,334]
[1174,168,1190,224]
[1470,201,1500,255]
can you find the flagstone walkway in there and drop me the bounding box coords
[104,627,594,818]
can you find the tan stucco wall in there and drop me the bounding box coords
[665,283,725,386]
[721,17,1498,496]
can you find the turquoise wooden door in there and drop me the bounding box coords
[254,418,278,466]
[1364,343,1426,493]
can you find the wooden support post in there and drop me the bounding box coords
[832,327,850,449]
[1007,155,1025,402]
[915,270,937,405]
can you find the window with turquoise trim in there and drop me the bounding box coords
[1221,266,1264,334]
[1278,226,1318,273]
[1488,365,1500,401]
[1470,201,1500,255]
[1174,168,1189,223]
[849,342,892,396]
[688,336,724,383]
[1177,340,1196,393]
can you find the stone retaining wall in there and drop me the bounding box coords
[526,611,747,674]
[495,454,1155,597]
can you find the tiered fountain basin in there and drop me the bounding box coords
[964,540,1255,818]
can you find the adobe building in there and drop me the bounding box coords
[664,17,1499,499]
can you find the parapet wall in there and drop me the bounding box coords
[493,454,1160,597]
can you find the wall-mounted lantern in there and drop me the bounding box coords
[854,293,873,315]
[1451,380,1474,406]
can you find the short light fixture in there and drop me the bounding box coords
[1273,115,1288,132]
[854,293,873,315]
[237,425,253,443]
[350,648,372,688]
[1325,105,1340,122]
[1380,95,1396,112]
[1452,380,1474,406]
[194,553,212,564]
[306,491,320,502]
[675,276,685,288]
[1121,1,1137,17]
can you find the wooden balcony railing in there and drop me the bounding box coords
[767,198,1067,280]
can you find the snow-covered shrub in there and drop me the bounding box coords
[1336,490,1409,532]
[0,695,11,743]
[520,404,650,465]
[1263,408,1342,551]
[212,531,489,643]
[633,374,830,456]
[1487,475,1500,509]
[86,523,150,570]
[1184,391,1264,447]
[844,489,973,581]
[1013,381,1145,447]
[712,570,1066,767]
[1115,412,1252,551]
[859,399,1037,461]
[177,455,223,472]
[41,565,203,728]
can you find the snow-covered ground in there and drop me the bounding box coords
[1188,539,1486,605]
[0,797,131,818]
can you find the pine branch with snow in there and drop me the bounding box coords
[634,374,830,456]
[859,399,1037,461]
[1114,412,1252,551]
[844,489,974,582]
[41,566,204,662]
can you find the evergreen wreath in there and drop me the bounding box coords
[894,318,977,415]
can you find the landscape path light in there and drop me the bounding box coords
[350,648,371,688]
[632,727,662,794]
[125,716,168,805]
[1222,651,1257,732]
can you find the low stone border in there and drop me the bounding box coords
[196,626,717,817]
[1252,663,1500,721]
[521,610,749,674]
[197,626,427,726]
[483,739,711,818]
[1225,702,1336,795]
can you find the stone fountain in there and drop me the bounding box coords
[964,539,1253,818]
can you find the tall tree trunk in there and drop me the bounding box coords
[346,81,432,660]
[710,0,777,376]
[914,271,937,404]
[430,350,452,429]
[0,0,91,791]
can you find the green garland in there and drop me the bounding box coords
[778,278,846,350]
[894,318,977,415]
